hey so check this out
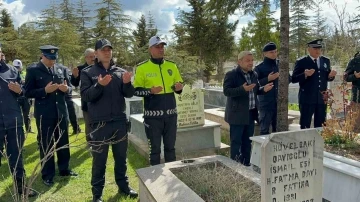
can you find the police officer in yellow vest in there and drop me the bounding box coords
[133,36,183,166]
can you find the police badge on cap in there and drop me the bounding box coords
[307,39,323,48]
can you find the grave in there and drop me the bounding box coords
[72,96,143,120]
[204,107,298,133]
[136,155,261,202]
[261,129,324,202]
[251,129,360,201]
[129,85,229,163]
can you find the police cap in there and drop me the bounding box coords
[307,39,323,48]
[95,39,113,51]
[40,45,59,60]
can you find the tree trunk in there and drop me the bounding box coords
[277,0,290,132]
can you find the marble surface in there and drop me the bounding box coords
[260,129,324,202]
[136,155,260,202]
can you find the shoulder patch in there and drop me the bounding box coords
[136,60,149,67]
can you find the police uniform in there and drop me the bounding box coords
[13,59,32,133]
[254,42,292,135]
[0,59,36,197]
[24,45,77,186]
[292,39,335,129]
[65,68,81,134]
[80,39,137,201]
[133,36,183,166]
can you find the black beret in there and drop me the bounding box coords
[263,42,277,52]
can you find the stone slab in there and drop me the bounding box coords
[130,114,226,161]
[72,98,83,119]
[136,155,261,202]
[261,129,324,202]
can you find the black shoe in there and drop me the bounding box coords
[43,179,54,186]
[119,187,138,198]
[92,196,103,202]
[19,188,37,197]
[59,170,78,177]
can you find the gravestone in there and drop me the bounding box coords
[261,129,324,202]
[175,85,205,128]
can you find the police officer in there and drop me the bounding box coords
[24,45,78,186]
[133,36,184,166]
[71,48,95,139]
[292,39,337,129]
[13,59,33,133]
[65,68,81,135]
[344,51,360,132]
[254,42,292,135]
[80,39,137,202]
[0,52,37,197]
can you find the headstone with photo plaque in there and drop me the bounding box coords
[175,85,205,128]
[261,129,324,202]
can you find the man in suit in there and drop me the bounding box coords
[344,51,360,132]
[24,45,78,186]
[292,39,337,129]
[254,42,292,135]
[71,48,95,141]
[223,51,273,166]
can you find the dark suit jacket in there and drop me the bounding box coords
[345,56,360,102]
[292,55,334,105]
[223,66,265,125]
[24,62,72,120]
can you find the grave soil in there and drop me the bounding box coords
[325,144,360,161]
[171,162,261,202]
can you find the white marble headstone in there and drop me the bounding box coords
[175,85,205,128]
[261,129,324,202]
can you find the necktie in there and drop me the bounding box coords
[48,67,52,75]
[314,59,318,68]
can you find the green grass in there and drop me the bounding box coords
[0,119,148,202]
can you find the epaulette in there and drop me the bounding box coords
[164,59,176,64]
[26,62,38,69]
[136,60,149,67]
[321,56,330,60]
[297,56,307,61]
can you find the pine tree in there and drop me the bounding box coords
[76,0,92,48]
[147,11,158,38]
[249,0,278,60]
[133,15,148,48]
[290,1,311,59]
[94,0,131,39]
[0,9,13,28]
[311,0,328,40]
[238,23,253,51]
[59,0,77,25]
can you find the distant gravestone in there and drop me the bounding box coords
[261,129,324,202]
[175,85,205,128]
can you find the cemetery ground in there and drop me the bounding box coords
[0,118,147,202]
